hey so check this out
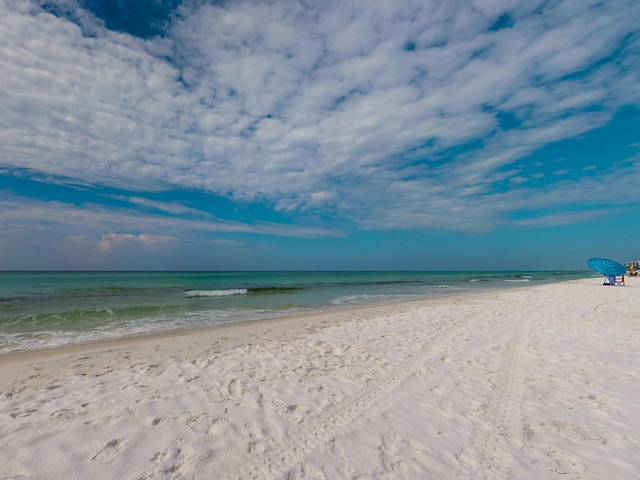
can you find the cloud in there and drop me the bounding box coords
[0,194,343,242]
[1,0,639,234]
[0,191,344,269]
[97,232,172,252]
[108,195,209,216]
[510,208,629,228]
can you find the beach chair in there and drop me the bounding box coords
[614,276,625,286]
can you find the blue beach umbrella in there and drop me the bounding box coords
[587,257,626,276]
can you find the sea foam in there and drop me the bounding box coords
[185,289,248,297]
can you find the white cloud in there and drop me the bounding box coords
[109,195,208,216]
[97,232,172,252]
[511,208,630,228]
[0,194,343,241]
[1,0,639,234]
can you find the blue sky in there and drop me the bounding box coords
[1,0,639,271]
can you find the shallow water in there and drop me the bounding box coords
[0,270,590,353]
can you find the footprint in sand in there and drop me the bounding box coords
[150,416,165,426]
[181,412,215,434]
[544,447,587,478]
[91,438,126,464]
[553,421,606,444]
[248,441,267,454]
[227,378,242,397]
[280,404,305,423]
[149,442,192,476]
[50,408,82,422]
[379,434,406,472]
[10,408,38,418]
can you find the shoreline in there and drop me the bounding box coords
[0,287,493,386]
[2,277,638,478]
[0,281,533,366]
[0,270,591,356]
[0,274,593,360]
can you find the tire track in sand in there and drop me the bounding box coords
[454,296,535,480]
[238,300,499,479]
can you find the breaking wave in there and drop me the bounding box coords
[185,289,248,297]
[185,287,306,298]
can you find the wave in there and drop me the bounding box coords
[185,287,306,297]
[247,287,306,294]
[185,289,248,297]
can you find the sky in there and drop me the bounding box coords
[1,0,639,271]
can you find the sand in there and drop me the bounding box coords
[1,277,638,479]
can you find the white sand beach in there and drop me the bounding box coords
[1,277,638,479]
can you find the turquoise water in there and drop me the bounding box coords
[0,271,590,353]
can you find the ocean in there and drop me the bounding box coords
[0,270,591,354]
